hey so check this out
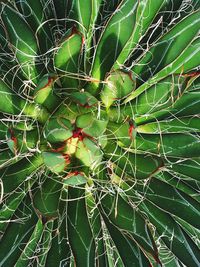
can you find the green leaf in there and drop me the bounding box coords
[1,5,40,83]
[124,37,200,104]
[104,142,163,179]
[130,75,186,116]
[0,121,8,139]
[133,10,200,81]
[15,219,44,267]
[54,29,83,89]
[33,176,62,217]
[0,154,43,193]
[0,149,19,168]
[0,79,49,123]
[155,171,200,203]
[138,200,200,267]
[116,181,200,267]
[175,217,200,249]
[0,196,38,267]
[0,22,9,52]
[52,0,68,21]
[137,117,200,134]
[37,220,54,267]
[67,187,95,267]
[86,194,108,266]
[132,133,200,158]
[44,117,73,143]
[15,0,53,53]
[0,179,35,233]
[69,0,102,33]
[134,89,200,125]
[102,213,151,267]
[89,0,138,93]
[63,173,87,186]
[170,158,200,182]
[168,90,200,118]
[137,178,200,230]
[114,0,164,68]
[175,37,200,74]
[45,206,71,267]
[99,192,161,264]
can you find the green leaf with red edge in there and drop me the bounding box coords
[42,152,69,174]
[6,128,38,155]
[107,120,137,147]
[101,70,136,109]
[76,111,108,137]
[63,173,87,186]
[34,73,60,110]
[75,138,103,169]
[67,0,103,72]
[71,91,98,107]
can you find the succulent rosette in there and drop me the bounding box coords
[0,1,200,266]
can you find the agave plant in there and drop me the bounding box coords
[0,0,200,266]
